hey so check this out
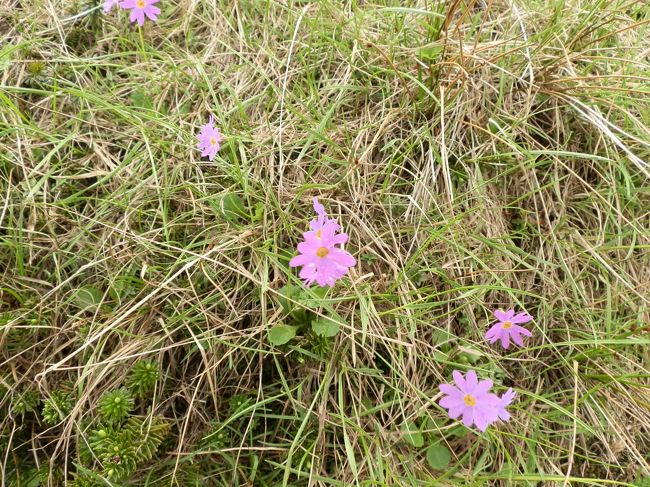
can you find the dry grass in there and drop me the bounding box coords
[1,0,650,485]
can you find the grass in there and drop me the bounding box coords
[1,0,649,485]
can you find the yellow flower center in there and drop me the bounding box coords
[136,0,145,7]
[316,247,329,258]
[316,229,322,238]
[463,394,476,407]
[209,136,218,147]
[502,321,513,329]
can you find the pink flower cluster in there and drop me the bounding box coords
[439,370,515,432]
[101,0,542,441]
[289,199,356,287]
[436,308,534,431]
[103,0,161,26]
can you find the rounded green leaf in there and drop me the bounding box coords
[277,285,300,314]
[426,443,451,470]
[297,286,328,307]
[131,89,154,110]
[311,315,341,338]
[215,194,247,222]
[401,421,424,448]
[73,286,103,310]
[417,46,443,61]
[268,324,297,346]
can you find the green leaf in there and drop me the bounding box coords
[297,286,328,307]
[311,313,341,338]
[277,285,301,314]
[448,425,469,438]
[214,193,247,222]
[0,311,16,326]
[73,286,103,310]
[268,324,297,346]
[108,275,141,302]
[252,202,265,222]
[634,476,650,487]
[417,46,443,61]
[131,89,153,110]
[276,285,314,326]
[401,421,424,448]
[0,43,15,73]
[426,443,451,470]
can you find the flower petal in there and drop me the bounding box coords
[330,233,349,245]
[473,379,493,396]
[439,384,461,396]
[328,248,356,268]
[131,9,145,25]
[103,0,118,12]
[144,5,160,19]
[502,388,516,404]
[313,198,326,217]
[510,330,523,346]
[440,396,464,409]
[485,323,501,340]
[487,331,500,344]
[315,272,334,287]
[447,405,465,419]
[500,331,510,349]
[299,264,317,282]
[494,309,514,322]
[465,370,478,392]
[297,241,318,254]
[462,408,474,428]
[512,324,532,337]
[319,221,341,241]
[473,408,489,431]
[511,312,533,324]
[452,370,465,390]
[289,254,312,268]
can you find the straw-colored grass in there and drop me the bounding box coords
[1,0,649,485]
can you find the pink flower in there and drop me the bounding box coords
[289,198,356,287]
[196,116,222,161]
[103,0,119,12]
[495,388,515,421]
[439,370,500,431]
[119,0,160,26]
[485,309,533,349]
[309,198,339,234]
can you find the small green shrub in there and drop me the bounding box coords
[41,390,73,425]
[126,360,159,398]
[99,388,134,424]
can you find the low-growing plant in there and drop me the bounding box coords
[98,387,134,424]
[41,390,73,425]
[126,360,159,398]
